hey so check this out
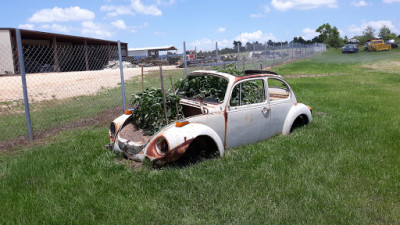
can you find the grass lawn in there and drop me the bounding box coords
[1,49,399,224]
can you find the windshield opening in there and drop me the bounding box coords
[177,74,228,103]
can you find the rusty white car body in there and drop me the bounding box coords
[107,70,312,167]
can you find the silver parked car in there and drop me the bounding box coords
[106,70,312,167]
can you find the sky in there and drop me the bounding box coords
[1,0,400,51]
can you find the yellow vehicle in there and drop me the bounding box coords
[368,40,391,52]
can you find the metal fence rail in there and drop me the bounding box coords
[0,29,326,145]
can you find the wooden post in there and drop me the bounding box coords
[141,65,144,95]
[52,36,59,72]
[260,64,263,71]
[159,66,168,124]
[169,74,180,119]
[84,39,89,71]
[169,74,175,93]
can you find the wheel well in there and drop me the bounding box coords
[290,114,309,133]
[176,135,220,165]
[187,135,219,158]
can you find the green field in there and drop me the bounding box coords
[1,49,399,224]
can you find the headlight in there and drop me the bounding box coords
[155,136,169,155]
[109,122,116,140]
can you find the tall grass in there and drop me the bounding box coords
[1,49,399,224]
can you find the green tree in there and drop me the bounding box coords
[316,23,332,43]
[233,41,242,49]
[363,26,375,40]
[327,26,343,48]
[344,36,349,43]
[378,25,391,40]
[316,23,343,48]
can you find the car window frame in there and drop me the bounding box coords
[228,77,268,109]
[266,77,292,103]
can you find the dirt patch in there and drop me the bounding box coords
[361,61,400,73]
[115,158,143,169]
[0,107,124,153]
[284,73,347,78]
[119,123,152,144]
[0,66,180,103]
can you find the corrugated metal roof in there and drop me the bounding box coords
[128,46,177,51]
[0,28,128,45]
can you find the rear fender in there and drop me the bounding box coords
[282,103,312,135]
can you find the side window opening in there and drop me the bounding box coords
[268,78,289,101]
[230,79,265,106]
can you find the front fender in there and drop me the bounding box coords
[281,103,312,135]
[144,123,224,164]
[110,114,131,151]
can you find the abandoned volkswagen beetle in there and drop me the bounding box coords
[106,70,312,167]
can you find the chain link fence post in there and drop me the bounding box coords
[215,42,219,66]
[117,40,126,112]
[264,42,267,69]
[250,42,253,70]
[237,44,240,69]
[183,41,187,76]
[16,29,33,140]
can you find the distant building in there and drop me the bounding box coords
[128,46,177,59]
[0,28,128,75]
[348,38,359,44]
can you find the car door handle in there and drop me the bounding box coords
[262,107,270,114]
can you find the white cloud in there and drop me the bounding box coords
[346,20,397,37]
[28,7,95,23]
[234,30,277,43]
[18,24,35,30]
[264,5,271,13]
[100,5,135,17]
[131,22,148,33]
[217,27,226,32]
[351,1,370,7]
[302,27,318,40]
[250,5,270,18]
[383,0,400,3]
[81,21,113,38]
[271,0,338,11]
[217,39,231,49]
[131,0,162,16]
[155,0,176,5]
[189,38,212,50]
[250,13,266,18]
[111,20,127,29]
[39,24,70,33]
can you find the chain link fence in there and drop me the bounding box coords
[182,41,326,74]
[0,29,325,146]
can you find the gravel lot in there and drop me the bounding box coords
[0,66,179,103]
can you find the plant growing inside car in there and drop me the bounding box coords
[131,87,182,135]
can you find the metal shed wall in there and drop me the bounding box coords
[0,30,14,75]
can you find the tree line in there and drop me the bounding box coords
[197,23,400,55]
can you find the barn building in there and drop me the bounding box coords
[0,28,128,75]
[128,46,177,59]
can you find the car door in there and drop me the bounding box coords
[226,78,272,148]
[267,78,294,135]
